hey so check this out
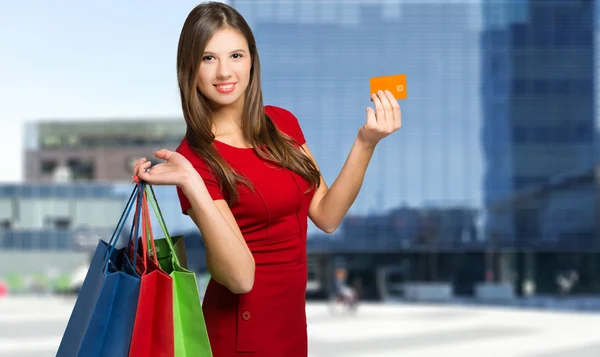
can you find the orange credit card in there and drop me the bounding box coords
[370,73,407,100]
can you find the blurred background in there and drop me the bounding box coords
[1,0,600,356]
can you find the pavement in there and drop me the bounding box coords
[1,296,600,357]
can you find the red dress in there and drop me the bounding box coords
[176,105,314,357]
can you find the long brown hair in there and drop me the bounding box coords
[176,2,321,206]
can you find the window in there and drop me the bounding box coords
[533,27,553,48]
[40,160,58,175]
[54,218,71,230]
[41,135,62,148]
[39,186,54,197]
[513,176,548,190]
[533,79,551,95]
[38,232,52,250]
[512,123,592,144]
[67,158,95,181]
[22,186,34,198]
[21,233,35,250]
[571,78,593,96]
[57,234,70,250]
[512,79,527,95]
[2,232,17,249]
[0,219,12,229]
[553,12,571,46]
[555,79,569,95]
[511,24,527,48]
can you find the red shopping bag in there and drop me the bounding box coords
[128,192,174,357]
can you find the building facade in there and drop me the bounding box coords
[481,0,599,293]
[23,119,186,183]
[234,0,483,215]
[0,183,203,276]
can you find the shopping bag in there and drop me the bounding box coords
[128,192,174,357]
[57,183,144,357]
[155,234,188,270]
[146,184,213,357]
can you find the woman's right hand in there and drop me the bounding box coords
[132,149,200,189]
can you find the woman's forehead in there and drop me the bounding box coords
[204,28,248,54]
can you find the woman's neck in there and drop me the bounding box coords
[210,100,245,135]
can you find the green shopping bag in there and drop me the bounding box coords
[154,233,188,272]
[146,185,212,357]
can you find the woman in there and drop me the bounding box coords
[132,2,401,356]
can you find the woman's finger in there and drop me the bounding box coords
[383,90,396,129]
[138,163,174,185]
[133,158,146,174]
[137,161,152,178]
[136,168,153,183]
[372,92,385,125]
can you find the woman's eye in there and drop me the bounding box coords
[232,53,243,59]
[202,55,213,61]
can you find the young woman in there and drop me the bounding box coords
[132,2,401,356]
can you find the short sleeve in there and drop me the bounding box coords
[176,140,225,215]
[265,105,306,146]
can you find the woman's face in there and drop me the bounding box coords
[196,27,252,109]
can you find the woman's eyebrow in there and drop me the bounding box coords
[203,49,247,55]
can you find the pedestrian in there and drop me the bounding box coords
[132,2,401,356]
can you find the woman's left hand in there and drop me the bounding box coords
[358,90,402,149]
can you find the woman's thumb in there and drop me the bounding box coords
[154,149,171,160]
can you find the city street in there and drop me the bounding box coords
[1,296,600,357]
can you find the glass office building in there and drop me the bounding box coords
[481,0,599,293]
[233,0,484,225]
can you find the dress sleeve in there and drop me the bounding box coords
[176,141,225,215]
[266,105,306,146]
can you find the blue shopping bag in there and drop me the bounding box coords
[56,183,146,357]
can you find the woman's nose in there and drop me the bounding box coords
[217,61,232,79]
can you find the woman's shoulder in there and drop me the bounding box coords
[265,105,305,145]
[265,105,297,126]
[176,139,209,169]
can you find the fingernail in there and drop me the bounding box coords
[385,90,391,95]
[378,90,383,95]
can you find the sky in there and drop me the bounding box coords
[0,0,228,182]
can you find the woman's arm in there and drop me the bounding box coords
[134,150,255,294]
[307,90,402,233]
[182,173,255,294]
[304,139,374,233]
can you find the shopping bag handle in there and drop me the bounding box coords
[144,184,181,268]
[129,182,146,271]
[140,191,160,267]
[106,183,138,249]
[133,182,155,271]
[126,184,142,267]
[104,182,144,273]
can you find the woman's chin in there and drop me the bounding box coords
[208,95,243,109]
